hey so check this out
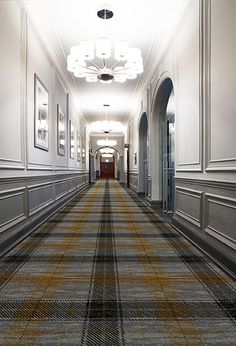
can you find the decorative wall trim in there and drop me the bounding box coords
[0,173,89,233]
[175,186,203,229]
[148,176,152,198]
[28,182,54,216]
[0,182,89,258]
[172,217,236,278]
[205,193,236,250]
[204,0,236,171]
[27,162,54,170]
[130,172,138,192]
[0,159,25,170]
[175,0,203,172]
[0,187,26,233]
[175,176,236,191]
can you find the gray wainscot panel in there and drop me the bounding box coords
[68,177,77,192]
[55,179,68,200]
[28,182,54,216]
[130,172,138,192]
[175,186,203,228]
[0,188,26,232]
[205,193,236,251]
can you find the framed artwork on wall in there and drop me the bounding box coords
[134,152,137,165]
[57,104,65,156]
[34,73,49,151]
[69,120,75,159]
[82,136,85,163]
[77,130,81,162]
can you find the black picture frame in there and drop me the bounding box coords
[34,73,49,151]
[57,104,65,156]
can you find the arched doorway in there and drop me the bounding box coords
[138,112,148,195]
[93,146,120,180]
[153,78,175,214]
[100,155,115,179]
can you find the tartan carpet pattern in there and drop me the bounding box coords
[0,180,235,345]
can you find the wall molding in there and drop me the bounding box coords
[204,0,236,171]
[0,187,26,232]
[175,0,203,172]
[28,182,54,216]
[175,176,236,191]
[204,193,236,250]
[0,182,89,258]
[175,186,203,228]
[172,217,236,278]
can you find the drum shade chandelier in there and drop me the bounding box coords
[91,104,123,134]
[67,7,143,83]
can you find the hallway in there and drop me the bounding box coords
[0,180,235,345]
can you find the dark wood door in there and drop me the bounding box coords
[100,162,114,179]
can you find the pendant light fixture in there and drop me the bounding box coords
[90,104,123,134]
[67,7,143,83]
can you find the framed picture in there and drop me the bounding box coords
[82,136,85,163]
[34,74,49,151]
[57,104,65,156]
[134,152,137,165]
[69,120,75,159]
[77,130,81,162]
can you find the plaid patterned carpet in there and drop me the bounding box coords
[0,179,235,345]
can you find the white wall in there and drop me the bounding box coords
[128,0,236,271]
[0,1,24,172]
[0,1,89,249]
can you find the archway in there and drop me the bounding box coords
[138,112,148,195]
[93,146,119,180]
[152,77,175,213]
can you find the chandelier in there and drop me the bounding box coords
[90,120,123,133]
[97,139,117,146]
[67,7,143,83]
[90,103,123,135]
[100,148,115,154]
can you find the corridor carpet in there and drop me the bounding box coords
[0,179,235,345]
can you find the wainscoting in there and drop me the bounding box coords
[173,177,236,276]
[0,172,89,255]
[129,171,138,192]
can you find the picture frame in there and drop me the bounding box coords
[77,130,81,162]
[34,74,49,151]
[57,104,65,156]
[82,136,85,163]
[134,152,137,165]
[69,120,75,159]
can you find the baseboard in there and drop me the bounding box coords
[146,198,162,208]
[0,183,89,257]
[172,217,236,279]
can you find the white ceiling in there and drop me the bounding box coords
[23,0,190,127]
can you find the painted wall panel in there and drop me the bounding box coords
[0,189,26,231]
[27,21,53,169]
[54,72,68,168]
[55,180,68,199]
[205,194,236,250]
[176,0,201,169]
[175,187,202,228]
[0,2,22,168]
[209,0,236,166]
[28,183,54,214]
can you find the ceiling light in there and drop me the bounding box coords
[90,104,123,134]
[67,8,143,83]
[90,120,123,133]
[97,139,117,146]
[100,148,115,154]
[102,153,113,158]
